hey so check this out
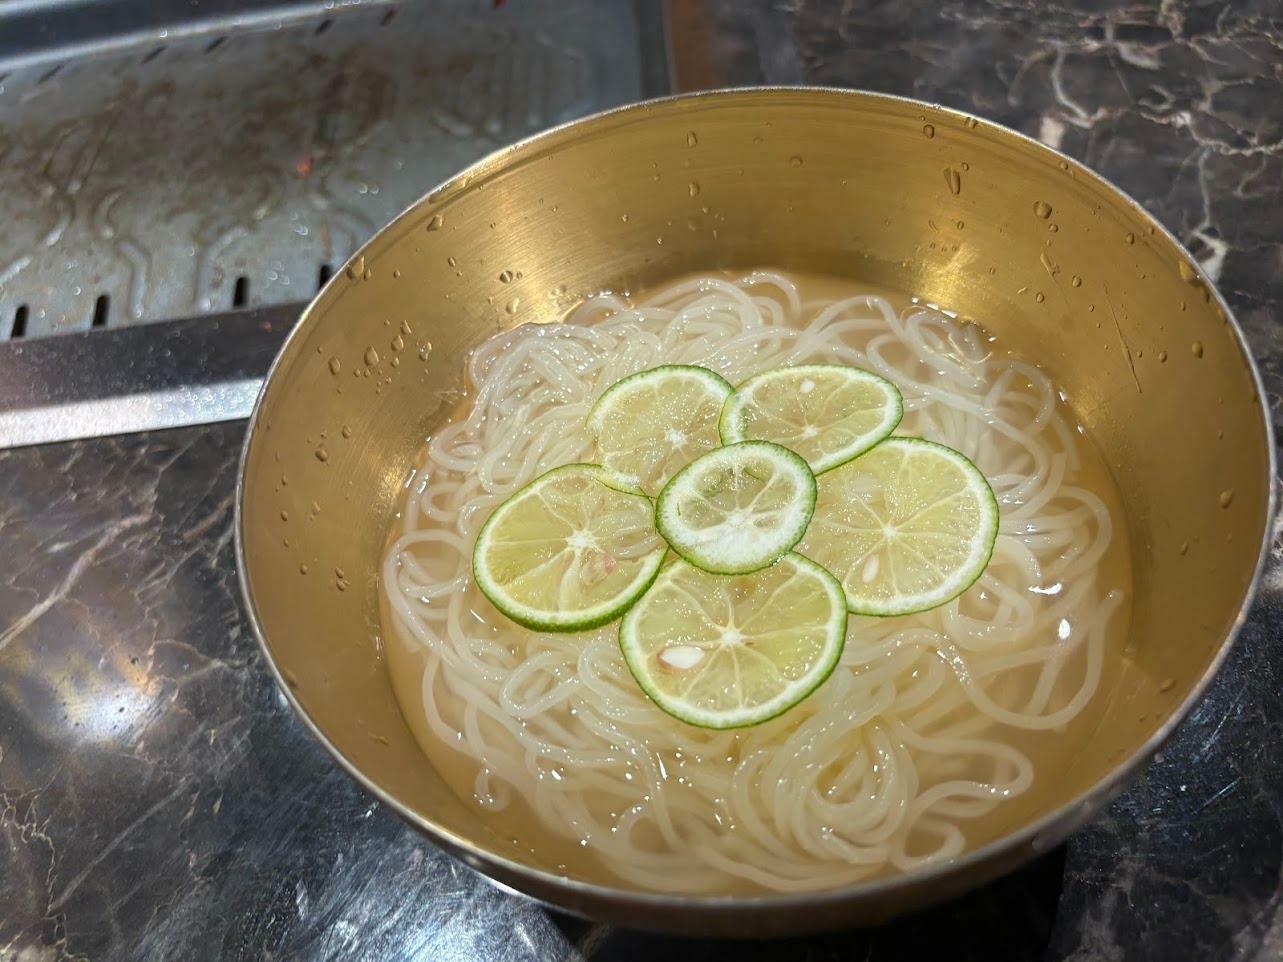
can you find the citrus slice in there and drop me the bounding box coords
[720,364,903,473]
[619,554,847,728]
[587,365,733,495]
[655,441,817,575]
[472,464,667,632]
[797,438,998,616]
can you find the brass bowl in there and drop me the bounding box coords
[235,88,1275,936]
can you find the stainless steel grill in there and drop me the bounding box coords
[0,0,667,339]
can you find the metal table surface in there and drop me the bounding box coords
[4,2,1283,959]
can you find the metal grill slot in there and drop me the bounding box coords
[92,294,110,328]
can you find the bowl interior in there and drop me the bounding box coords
[237,89,1272,932]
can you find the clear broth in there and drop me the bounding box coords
[379,270,1134,893]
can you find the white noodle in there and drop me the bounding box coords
[380,273,1126,893]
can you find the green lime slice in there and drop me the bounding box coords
[654,441,817,575]
[797,437,999,616]
[619,554,848,729]
[587,365,733,495]
[472,464,667,632]
[720,364,903,473]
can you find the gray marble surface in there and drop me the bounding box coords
[4,1,1283,959]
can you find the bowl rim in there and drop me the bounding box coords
[235,86,1278,914]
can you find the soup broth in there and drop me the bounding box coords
[379,270,1133,894]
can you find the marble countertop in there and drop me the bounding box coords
[3,2,1283,959]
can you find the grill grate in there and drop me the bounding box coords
[0,0,665,340]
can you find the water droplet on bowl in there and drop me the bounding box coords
[391,334,405,351]
[943,167,961,195]
[1125,232,1135,244]
[1179,542,1189,555]
[447,255,458,267]
[299,563,309,575]
[345,254,365,279]
[400,320,412,335]
[1178,260,1199,284]
[789,155,803,168]
[315,446,329,463]
[341,425,353,439]
[1219,489,1234,508]
[1191,341,1204,358]
[505,297,520,315]
[499,270,514,283]
[922,123,935,138]
[280,510,289,522]
[688,181,700,197]
[426,213,444,231]
[1033,200,1052,219]
[365,346,380,366]
[328,357,341,375]
[686,131,698,147]
[1035,292,1046,303]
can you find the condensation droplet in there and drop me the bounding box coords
[400,320,412,335]
[956,220,965,230]
[1125,232,1135,244]
[328,357,341,375]
[280,510,289,522]
[426,213,443,231]
[922,123,935,138]
[341,425,353,438]
[447,255,457,267]
[1191,341,1204,358]
[499,270,514,283]
[1219,489,1234,508]
[419,343,432,361]
[315,446,329,463]
[1179,542,1189,555]
[364,346,380,366]
[1159,678,1174,693]
[310,501,321,516]
[620,213,630,223]
[299,563,309,575]
[789,155,803,168]
[1033,200,1052,219]
[391,334,405,351]
[1035,292,1046,303]
[505,298,520,315]
[392,269,401,279]
[1158,351,1168,362]
[686,131,698,147]
[1070,275,1082,287]
[943,167,961,195]
[345,254,365,279]
[1178,260,1199,284]
[688,181,700,197]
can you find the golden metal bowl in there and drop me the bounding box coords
[235,88,1275,936]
